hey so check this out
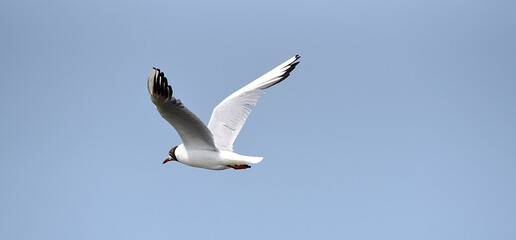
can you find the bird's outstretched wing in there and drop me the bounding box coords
[148,68,217,151]
[207,55,300,151]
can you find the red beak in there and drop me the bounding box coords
[163,158,171,164]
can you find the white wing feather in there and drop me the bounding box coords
[207,55,300,151]
[148,68,217,151]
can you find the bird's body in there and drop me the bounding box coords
[148,55,300,170]
[172,144,262,170]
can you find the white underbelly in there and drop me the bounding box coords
[177,148,228,170]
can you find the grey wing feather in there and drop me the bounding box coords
[148,68,217,151]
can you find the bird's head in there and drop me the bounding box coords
[163,145,178,164]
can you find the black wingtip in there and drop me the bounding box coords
[289,55,301,69]
[151,68,175,101]
[167,85,172,100]
[263,56,301,89]
[292,55,301,65]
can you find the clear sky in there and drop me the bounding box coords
[1,0,515,239]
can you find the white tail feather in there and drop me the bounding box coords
[220,151,264,165]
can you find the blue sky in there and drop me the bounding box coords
[1,0,515,239]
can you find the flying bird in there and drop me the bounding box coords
[148,55,300,170]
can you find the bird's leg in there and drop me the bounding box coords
[227,164,251,170]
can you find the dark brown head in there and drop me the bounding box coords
[163,146,178,164]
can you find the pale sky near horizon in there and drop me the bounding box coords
[1,0,516,239]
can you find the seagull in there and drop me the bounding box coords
[148,55,300,170]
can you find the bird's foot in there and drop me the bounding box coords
[228,164,251,170]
